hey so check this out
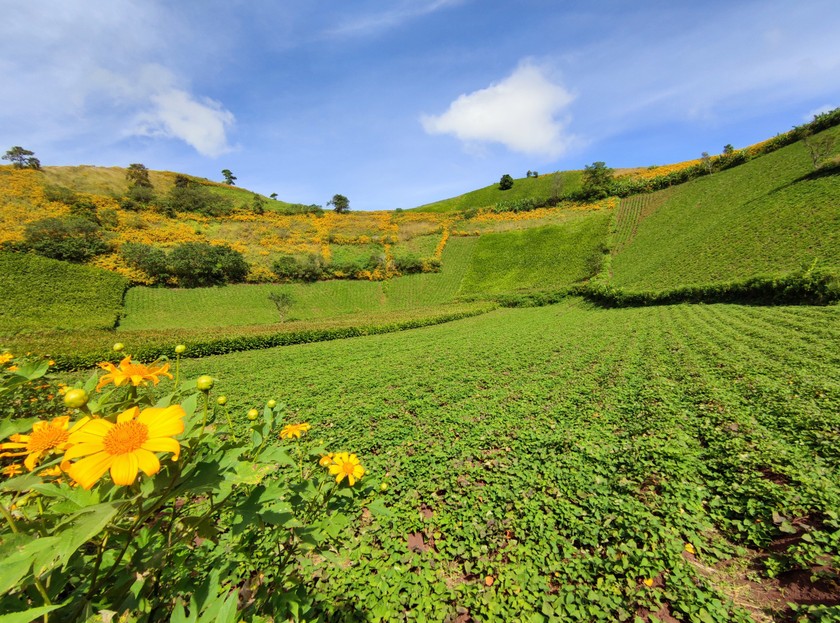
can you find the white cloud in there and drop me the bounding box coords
[421,62,576,158]
[326,0,464,37]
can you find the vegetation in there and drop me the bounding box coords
[221,168,237,185]
[2,146,40,170]
[498,174,514,190]
[20,216,110,263]
[459,215,611,295]
[0,252,128,334]
[328,194,350,214]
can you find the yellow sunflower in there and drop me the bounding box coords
[318,452,334,467]
[96,356,172,391]
[279,422,311,440]
[0,415,82,471]
[0,352,14,366]
[327,452,365,486]
[1,464,23,478]
[64,405,185,490]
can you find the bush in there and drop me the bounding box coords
[393,255,425,274]
[272,255,299,280]
[498,174,514,190]
[121,242,170,283]
[168,242,249,288]
[166,182,232,217]
[23,216,110,263]
[125,183,156,205]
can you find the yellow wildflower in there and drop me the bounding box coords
[96,356,172,391]
[0,416,81,471]
[64,405,185,490]
[318,452,334,467]
[279,423,311,440]
[327,452,365,486]
[0,352,13,365]
[2,464,23,477]
[684,543,696,555]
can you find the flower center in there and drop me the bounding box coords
[103,421,149,455]
[27,426,69,453]
[341,461,355,475]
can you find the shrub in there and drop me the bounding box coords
[23,216,110,263]
[393,254,425,274]
[125,183,156,205]
[498,174,514,190]
[121,242,170,283]
[68,197,100,224]
[168,242,249,287]
[166,181,232,217]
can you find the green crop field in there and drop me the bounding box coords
[0,252,128,335]
[411,171,583,213]
[459,214,610,295]
[179,300,840,621]
[119,237,478,330]
[611,127,840,289]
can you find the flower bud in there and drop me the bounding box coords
[247,409,259,421]
[175,344,186,354]
[217,396,228,406]
[196,375,214,391]
[267,399,276,408]
[112,342,125,352]
[63,388,89,409]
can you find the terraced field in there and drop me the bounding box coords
[181,301,840,622]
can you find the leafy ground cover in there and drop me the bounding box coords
[611,127,840,289]
[119,238,478,330]
[0,251,128,335]
[178,300,840,622]
[459,214,610,295]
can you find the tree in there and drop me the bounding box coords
[3,146,41,170]
[801,128,836,170]
[582,162,614,198]
[269,193,278,200]
[722,144,735,156]
[168,242,248,287]
[251,194,266,214]
[498,174,514,190]
[221,169,237,185]
[526,170,533,178]
[328,194,350,213]
[700,152,713,174]
[126,163,152,188]
[23,216,109,263]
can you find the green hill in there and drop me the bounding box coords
[610,125,840,289]
[411,170,583,213]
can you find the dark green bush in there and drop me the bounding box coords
[166,182,232,217]
[121,242,170,284]
[168,242,249,288]
[125,184,156,205]
[271,255,299,280]
[23,216,110,263]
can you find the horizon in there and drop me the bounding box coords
[3,0,840,210]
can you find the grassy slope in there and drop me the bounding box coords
[0,252,127,335]
[119,237,478,330]
[458,212,611,295]
[41,165,290,211]
[411,171,582,213]
[180,301,840,621]
[611,127,840,289]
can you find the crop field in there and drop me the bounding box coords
[178,300,840,621]
[611,127,840,289]
[119,238,478,330]
[459,214,610,295]
[0,251,127,335]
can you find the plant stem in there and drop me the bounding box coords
[1,502,53,612]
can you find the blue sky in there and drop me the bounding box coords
[3,0,839,210]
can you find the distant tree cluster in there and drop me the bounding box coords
[3,146,41,170]
[122,241,248,287]
[525,170,539,178]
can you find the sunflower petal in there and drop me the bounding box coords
[23,451,42,471]
[68,452,113,490]
[141,437,181,460]
[140,406,185,439]
[117,407,140,424]
[63,441,107,461]
[68,419,113,444]
[110,453,139,486]
[135,449,161,477]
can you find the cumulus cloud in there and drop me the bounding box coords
[421,62,576,158]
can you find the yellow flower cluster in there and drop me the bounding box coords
[618,159,702,181]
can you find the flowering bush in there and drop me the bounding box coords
[0,348,373,621]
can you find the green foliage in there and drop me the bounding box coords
[2,146,40,170]
[121,242,170,284]
[168,300,840,620]
[221,168,237,185]
[582,161,615,199]
[328,194,350,214]
[125,163,152,188]
[0,252,128,335]
[267,291,294,321]
[21,216,110,263]
[459,215,611,295]
[0,353,374,621]
[168,243,249,288]
[498,174,514,190]
[166,180,233,217]
[611,126,840,289]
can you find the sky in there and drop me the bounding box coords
[2,0,840,211]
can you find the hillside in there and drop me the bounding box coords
[610,125,840,289]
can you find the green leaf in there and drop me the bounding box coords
[367,498,393,518]
[36,502,120,575]
[256,446,295,467]
[0,603,65,623]
[0,472,42,493]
